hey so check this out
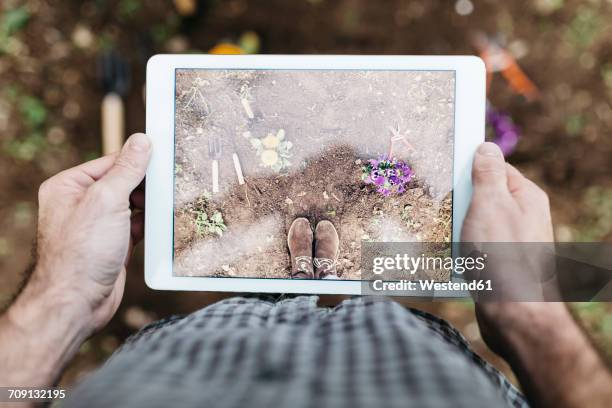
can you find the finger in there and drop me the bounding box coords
[130,211,145,244]
[505,164,550,215]
[99,133,152,197]
[506,163,526,195]
[130,189,145,210]
[505,163,533,213]
[74,152,119,180]
[472,142,508,193]
[51,153,119,190]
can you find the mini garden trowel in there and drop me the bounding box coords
[230,131,245,186]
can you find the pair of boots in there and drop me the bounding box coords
[287,218,339,279]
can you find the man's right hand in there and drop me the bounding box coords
[461,141,553,244]
[462,142,612,408]
[461,141,558,350]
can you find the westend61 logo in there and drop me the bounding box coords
[371,253,487,275]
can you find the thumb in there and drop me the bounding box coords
[472,142,508,193]
[99,133,152,197]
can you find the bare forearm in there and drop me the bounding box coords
[0,272,90,387]
[0,134,149,388]
[479,303,612,408]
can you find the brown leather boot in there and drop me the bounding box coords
[287,218,314,279]
[314,220,339,279]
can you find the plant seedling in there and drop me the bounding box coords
[194,210,227,237]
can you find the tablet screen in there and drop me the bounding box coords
[172,69,454,280]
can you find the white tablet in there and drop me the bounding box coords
[145,54,485,294]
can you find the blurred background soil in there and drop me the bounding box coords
[1,0,611,388]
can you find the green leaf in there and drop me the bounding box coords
[20,96,47,128]
[4,85,19,101]
[565,114,585,136]
[565,6,602,50]
[151,25,169,44]
[118,0,140,19]
[5,132,46,161]
[1,7,30,36]
[211,211,223,223]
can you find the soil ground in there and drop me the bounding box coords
[1,0,611,388]
[173,69,454,279]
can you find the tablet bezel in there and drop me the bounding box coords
[145,54,485,295]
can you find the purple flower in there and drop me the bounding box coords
[361,155,414,196]
[487,106,521,157]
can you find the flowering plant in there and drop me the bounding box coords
[361,156,414,196]
[487,106,520,157]
[250,128,293,172]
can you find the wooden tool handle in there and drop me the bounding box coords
[212,160,219,193]
[233,153,245,185]
[101,93,125,155]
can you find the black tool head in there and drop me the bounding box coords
[97,50,131,96]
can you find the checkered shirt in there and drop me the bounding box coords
[66,295,528,408]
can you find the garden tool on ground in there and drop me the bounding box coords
[230,131,245,186]
[471,32,539,101]
[98,50,130,155]
[208,135,222,194]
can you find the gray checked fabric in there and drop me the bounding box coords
[66,296,528,408]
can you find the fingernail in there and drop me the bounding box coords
[477,142,502,157]
[129,133,150,152]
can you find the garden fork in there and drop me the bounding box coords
[208,135,222,194]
